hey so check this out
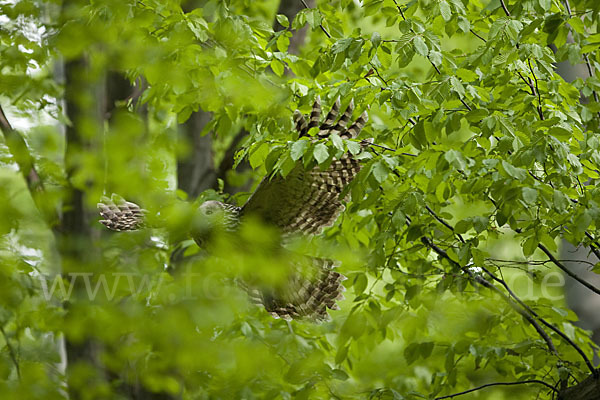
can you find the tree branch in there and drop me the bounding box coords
[299,0,331,39]
[392,0,474,111]
[434,380,558,399]
[0,104,42,191]
[500,0,511,16]
[527,58,544,120]
[417,235,557,355]
[470,29,486,43]
[415,210,598,371]
[479,247,598,375]
[584,232,600,260]
[538,244,600,296]
[0,325,20,381]
[479,266,557,354]
[425,205,465,244]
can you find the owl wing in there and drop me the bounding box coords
[243,257,347,322]
[241,96,368,236]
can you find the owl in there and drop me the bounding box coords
[98,96,369,321]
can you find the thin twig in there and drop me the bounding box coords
[0,325,20,380]
[527,58,544,120]
[368,63,389,85]
[300,0,331,38]
[517,71,535,94]
[584,232,600,260]
[392,0,475,112]
[538,244,600,296]
[363,141,397,152]
[500,0,511,16]
[418,218,596,371]
[459,98,472,111]
[470,29,486,43]
[479,266,557,354]
[434,380,558,399]
[425,205,465,243]
[392,0,405,17]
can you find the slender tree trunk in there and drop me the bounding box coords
[61,53,106,400]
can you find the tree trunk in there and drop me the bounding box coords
[61,53,105,400]
[177,110,216,197]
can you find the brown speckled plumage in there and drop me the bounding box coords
[98,96,369,322]
[98,198,146,231]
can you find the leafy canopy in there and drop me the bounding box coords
[1,0,600,399]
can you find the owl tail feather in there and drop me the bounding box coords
[242,257,347,322]
[97,195,146,231]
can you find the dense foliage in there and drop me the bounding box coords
[2,0,600,398]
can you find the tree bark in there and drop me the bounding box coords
[558,374,600,400]
[177,111,216,197]
[275,0,313,54]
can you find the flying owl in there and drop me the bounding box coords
[98,96,369,321]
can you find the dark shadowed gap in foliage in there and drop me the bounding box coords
[176,0,314,198]
[274,0,313,54]
[177,1,217,197]
[177,110,216,197]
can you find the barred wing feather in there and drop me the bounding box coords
[242,97,368,236]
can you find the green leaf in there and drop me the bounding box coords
[335,346,349,364]
[439,1,452,21]
[291,140,309,161]
[371,160,390,183]
[420,342,435,359]
[457,16,470,32]
[332,369,349,380]
[501,161,527,180]
[330,133,344,151]
[538,0,551,11]
[332,38,353,54]
[413,36,428,56]
[313,143,329,164]
[306,8,322,29]
[404,343,420,365]
[249,143,269,169]
[353,273,368,294]
[428,50,442,66]
[575,211,592,233]
[456,68,478,81]
[347,141,362,155]
[270,59,285,77]
[371,31,382,48]
[445,150,467,170]
[276,14,289,28]
[553,190,570,212]
[522,187,537,204]
[523,236,539,257]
